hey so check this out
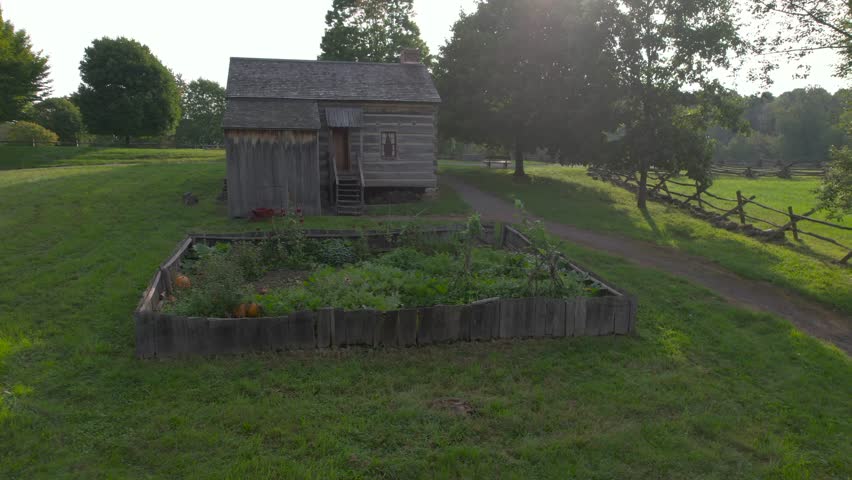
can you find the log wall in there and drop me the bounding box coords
[317,102,438,199]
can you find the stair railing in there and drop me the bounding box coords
[355,152,365,206]
[330,152,339,206]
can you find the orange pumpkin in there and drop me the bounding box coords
[175,274,192,289]
[233,304,247,318]
[246,303,261,318]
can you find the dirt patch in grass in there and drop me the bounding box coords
[429,398,476,416]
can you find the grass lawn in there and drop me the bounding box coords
[665,175,851,259]
[0,154,850,478]
[444,162,852,315]
[0,145,224,170]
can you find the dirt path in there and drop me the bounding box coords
[443,175,852,355]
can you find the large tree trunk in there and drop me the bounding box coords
[637,161,649,210]
[514,141,525,177]
[125,135,131,146]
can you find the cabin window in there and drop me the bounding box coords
[381,132,397,159]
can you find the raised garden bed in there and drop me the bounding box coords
[134,223,636,358]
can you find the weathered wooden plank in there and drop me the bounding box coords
[397,309,418,347]
[377,311,399,347]
[584,297,619,336]
[430,305,463,343]
[316,308,334,349]
[342,310,377,347]
[418,307,435,345]
[538,298,566,337]
[287,311,317,350]
[568,297,587,336]
[364,143,434,155]
[500,298,532,338]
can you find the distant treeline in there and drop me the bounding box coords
[710,88,850,167]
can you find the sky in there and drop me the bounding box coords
[2,0,847,98]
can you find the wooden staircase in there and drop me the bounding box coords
[335,175,364,216]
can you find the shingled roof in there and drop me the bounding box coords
[226,57,441,104]
[222,99,320,130]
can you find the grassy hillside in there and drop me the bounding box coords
[443,163,852,315]
[665,175,850,259]
[0,145,224,170]
[0,154,849,478]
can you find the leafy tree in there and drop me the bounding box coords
[598,0,746,208]
[772,87,846,163]
[748,0,852,81]
[76,37,181,145]
[175,78,225,146]
[816,90,852,219]
[7,120,58,144]
[23,97,83,142]
[436,0,618,176]
[0,7,51,121]
[319,0,431,65]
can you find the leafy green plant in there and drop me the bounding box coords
[310,238,359,267]
[168,253,252,317]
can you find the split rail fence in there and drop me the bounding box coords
[589,168,851,265]
[710,165,824,178]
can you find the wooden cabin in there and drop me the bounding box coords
[222,49,440,217]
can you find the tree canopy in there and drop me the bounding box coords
[23,97,83,143]
[436,0,618,176]
[76,37,181,143]
[0,7,51,122]
[175,78,226,146]
[319,0,431,65]
[748,0,852,81]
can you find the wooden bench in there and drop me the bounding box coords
[482,159,511,169]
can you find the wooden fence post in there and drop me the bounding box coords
[787,206,799,241]
[695,181,703,210]
[736,191,746,224]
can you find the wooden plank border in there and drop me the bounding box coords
[134,224,637,358]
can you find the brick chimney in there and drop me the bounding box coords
[400,48,421,64]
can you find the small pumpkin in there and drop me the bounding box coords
[233,303,247,318]
[175,274,192,289]
[246,303,261,318]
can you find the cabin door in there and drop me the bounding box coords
[332,128,351,172]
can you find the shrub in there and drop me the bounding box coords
[7,121,58,145]
[310,238,359,267]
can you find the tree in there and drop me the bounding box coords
[175,78,226,146]
[319,0,431,66]
[597,0,746,208]
[7,121,58,145]
[436,0,618,176]
[771,87,846,163]
[76,37,181,144]
[748,0,852,81]
[23,97,83,143]
[0,7,51,121]
[816,90,852,219]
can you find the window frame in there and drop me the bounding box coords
[380,131,398,160]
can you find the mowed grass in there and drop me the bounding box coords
[444,162,852,315]
[665,175,851,259]
[0,145,224,170]
[0,153,850,478]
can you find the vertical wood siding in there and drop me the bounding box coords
[225,129,321,217]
